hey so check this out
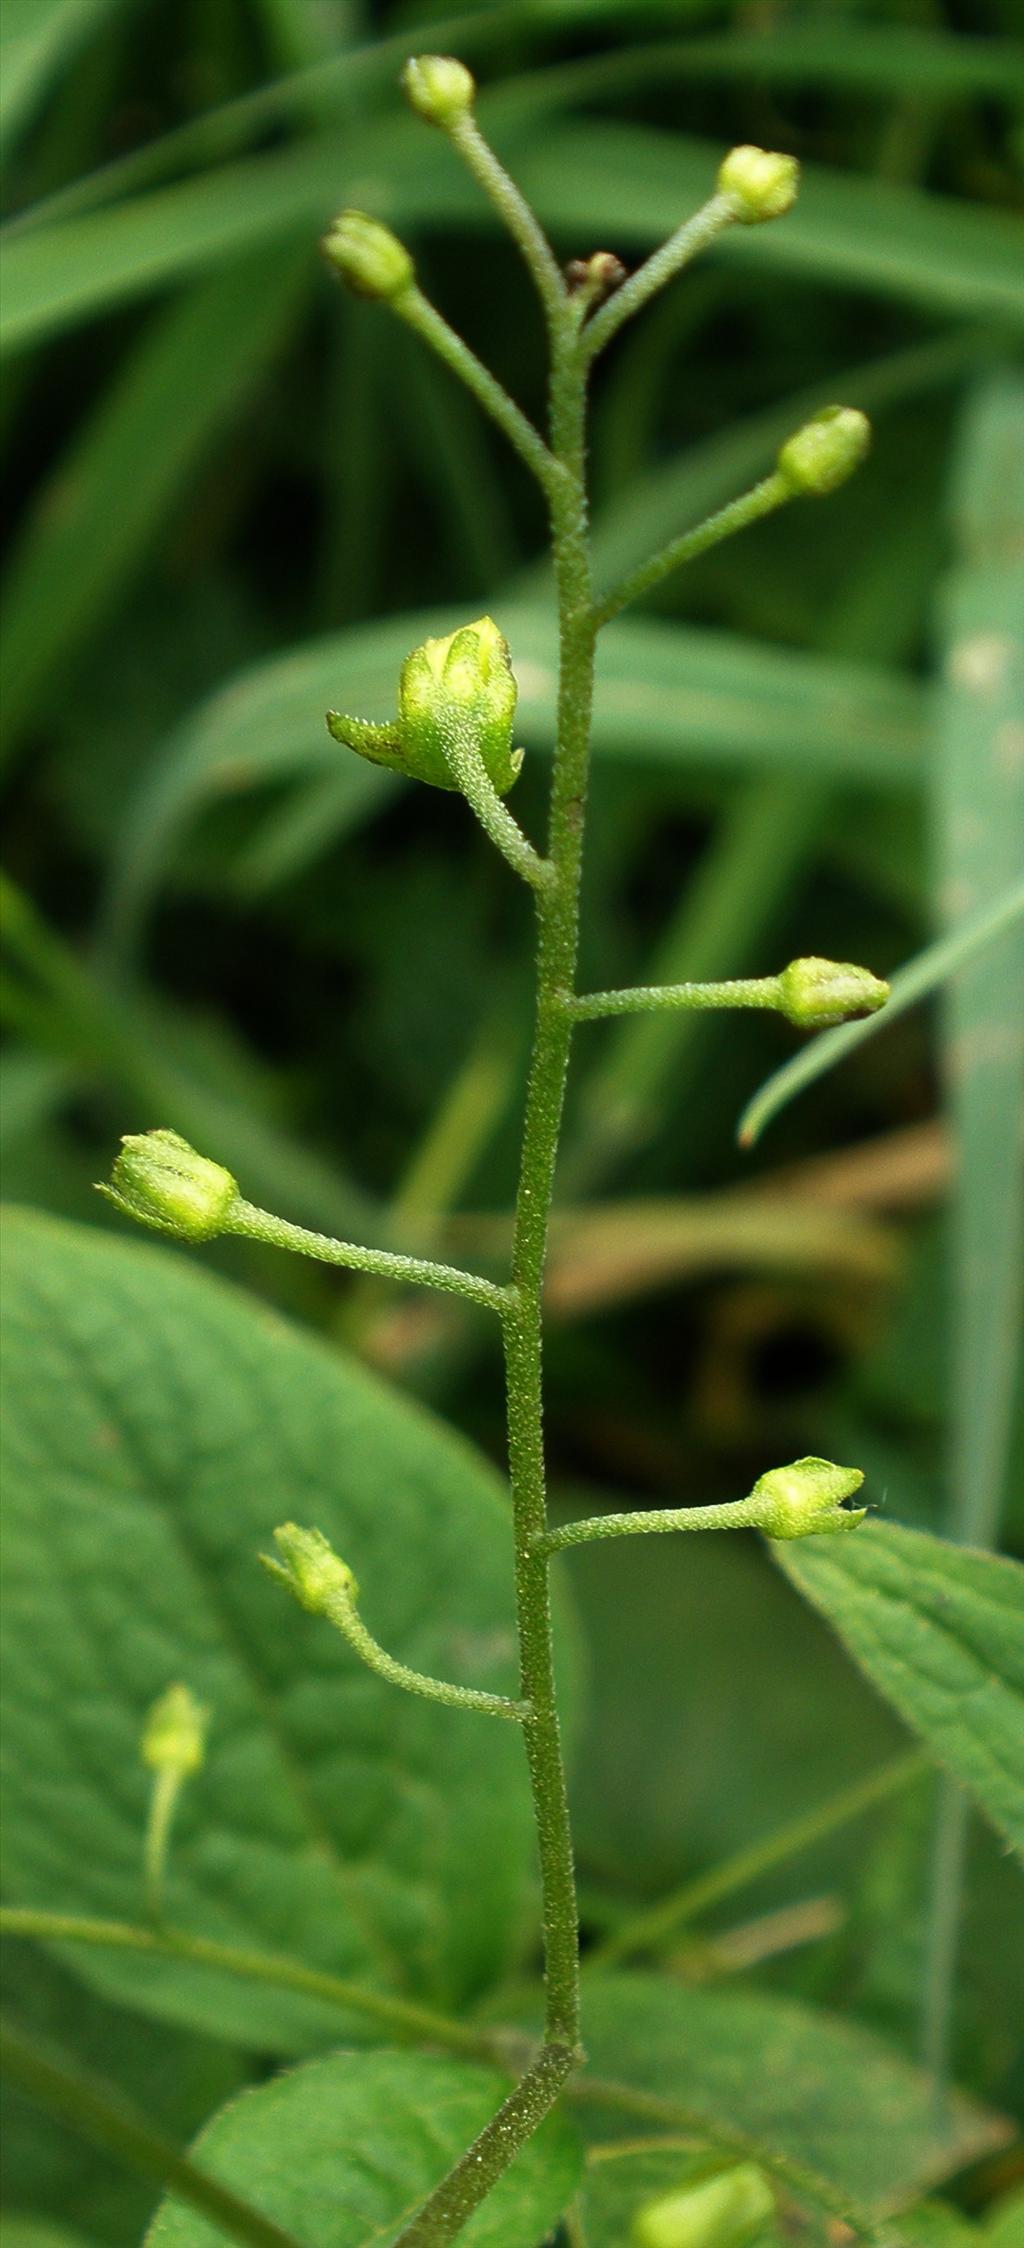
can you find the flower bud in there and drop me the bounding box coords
[401,54,475,127]
[778,956,889,1029]
[750,1457,866,1541]
[99,1130,239,1242]
[632,2163,775,2248]
[261,1524,357,1616]
[328,616,522,795]
[717,145,799,223]
[141,1684,208,1780]
[322,210,414,301]
[777,406,871,496]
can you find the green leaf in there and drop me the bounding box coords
[0,1209,539,2047]
[577,1974,1006,2216]
[0,0,129,147]
[103,604,924,953]
[0,2224,101,2248]
[146,2050,582,2248]
[0,252,306,766]
[776,1522,1024,1856]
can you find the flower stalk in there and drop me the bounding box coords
[98,64,880,2248]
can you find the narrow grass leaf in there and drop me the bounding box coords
[1,251,306,766]
[738,877,1024,1147]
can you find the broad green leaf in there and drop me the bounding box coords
[0,2224,101,2248]
[577,1974,1006,2216]
[103,604,924,951]
[1,252,306,765]
[776,1522,1024,1856]
[579,2146,781,2248]
[147,2050,582,2248]
[6,116,1022,356]
[0,1210,539,2047]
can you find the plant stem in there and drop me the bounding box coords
[0,1907,501,2060]
[144,1765,180,1921]
[315,1573,530,1721]
[592,472,790,627]
[581,192,735,364]
[225,1198,511,1312]
[571,976,784,1021]
[395,286,563,501]
[540,1497,763,1553]
[0,2021,305,2248]
[448,113,566,329]
[391,304,596,2248]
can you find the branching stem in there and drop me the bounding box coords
[581,192,735,363]
[395,285,563,500]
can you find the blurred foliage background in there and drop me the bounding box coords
[2,0,1023,2231]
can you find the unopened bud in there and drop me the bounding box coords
[322,210,414,301]
[779,956,889,1029]
[402,54,475,127]
[750,1457,866,1541]
[141,1684,208,1780]
[566,252,627,306]
[633,2163,775,2248]
[262,1524,357,1616]
[777,406,871,496]
[99,1130,238,1242]
[717,145,799,223]
[328,616,522,795]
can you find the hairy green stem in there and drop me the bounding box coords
[571,975,784,1021]
[395,285,563,500]
[592,471,790,627]
[225,1197,511,1312]
[0,2021,304,2248]
[144,1765,180,1922]
[540,1495,764,1553]
[0,1907,493,2058]
[391,304,596,2248]
[315,1573,530,1721]
[581,192,735,364]
[448,113,566,327]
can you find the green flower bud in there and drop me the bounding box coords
[402,54,475,127]
[322,210,414,301]
[632,2164,775,2248]
[99,1130,239,1242]
[750,1457,866,1541]
[141,1683,208,1780]
[777,406,871,496]
[261,1524,357,1616]
[328,616,522,795]
[717,145,799,223]
[778,956,890,1029]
